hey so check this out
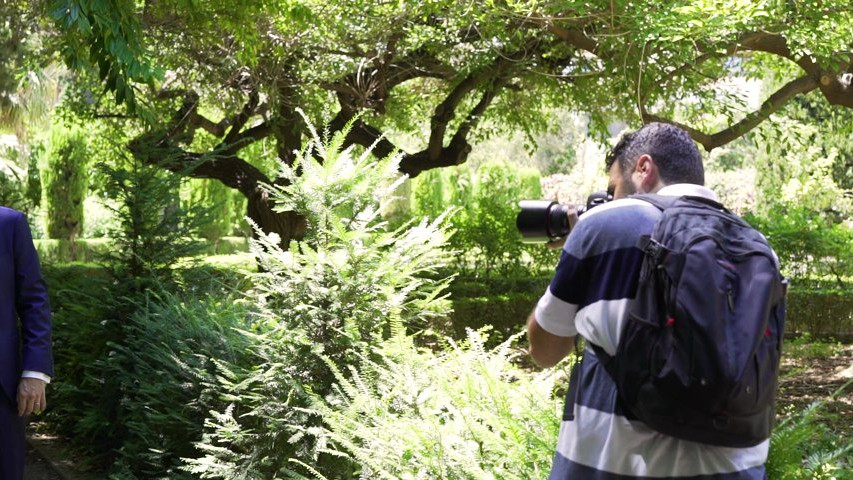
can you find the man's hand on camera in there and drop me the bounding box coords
[545,205,580,250]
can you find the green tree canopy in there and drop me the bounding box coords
[41,0,853,242]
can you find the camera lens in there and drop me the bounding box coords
[516,201,571,243]
[548,203,571,239]
[516,191,611,244]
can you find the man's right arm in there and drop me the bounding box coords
[527,205,581,368]
[526,310,574,368]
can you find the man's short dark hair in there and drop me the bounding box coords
[604,123,705,185]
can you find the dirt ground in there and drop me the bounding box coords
[24,444,63,480]
[776,343,853,437]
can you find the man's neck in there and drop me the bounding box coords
[655,183,718,201]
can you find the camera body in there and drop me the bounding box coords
[516,191,611,243]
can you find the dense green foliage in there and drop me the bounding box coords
[47,0,853,140]
[185,121,455,478]
[99,155,210,280]
[23,0,852,247]
[40,259,853,479]
[746,206,853,287]
[105,290,253,478]
[41,262,117,465]
[768,394,853,479]
[183,178,242,245]
[0,139,42,215]
[307,331,564,480]
[412,161,559,276]
[46,0,160,112]
[43,263,254,477]
[4,1,850,478]
[43,123,88,240]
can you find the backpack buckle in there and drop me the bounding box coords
[638,235,664,259]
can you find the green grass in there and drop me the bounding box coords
[783,333,844,360]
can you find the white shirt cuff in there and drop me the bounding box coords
[22,371,51,383]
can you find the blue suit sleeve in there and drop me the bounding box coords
[13,214,53,377]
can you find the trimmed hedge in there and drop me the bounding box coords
[787,288,853,340]
[34,238,112,262]
[449,282,853,343]
[35,236,249,262]
[449,292,538,344]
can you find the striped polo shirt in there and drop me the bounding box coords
[535,184,769,479]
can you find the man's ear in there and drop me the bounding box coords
[635,154,660,192]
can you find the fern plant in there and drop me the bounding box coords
[767,380,853,479]
[304,331,565,480]
[184,114,455,479]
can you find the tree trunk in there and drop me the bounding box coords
[245,185,306,248]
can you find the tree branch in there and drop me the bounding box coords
[731,32,853,107]
[194,115,230,136]
[327,49,455,114]
[130,89,276,197]
[426,45,530,160]
[328,65,514,177]
[129,131,272,198]
[643,75,819,151]
[540,21,601,57]
[223,90,259,144]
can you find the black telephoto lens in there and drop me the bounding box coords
[516,191,612,243]
[516,200,571,243]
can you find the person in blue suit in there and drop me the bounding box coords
[0,206,53,480]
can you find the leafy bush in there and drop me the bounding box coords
[0,141,41,214]
[306,331,564,480]
[445,280,853,345]
[183,178,239,246]
[411,161,559,276]
[786,288,853,340]
[34,238,111,262]
[43,123,88,240]
[185,116,455,479]
[43,262,253,477]
[99,155,210,282]
[449,292,540,346]
[42,263,117,466]
[767,383,853,480]
[104,290,253,478]
[745,205,853,286]
[781,332,844,361]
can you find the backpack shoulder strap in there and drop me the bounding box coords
[631,193,679,211]
[633,193,733,215]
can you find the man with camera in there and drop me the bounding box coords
[527,123,783,479]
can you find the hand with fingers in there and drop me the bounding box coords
[545,204,580,250]
[17,378,47,417]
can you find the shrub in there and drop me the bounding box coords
[99,155,210,282]
[305,331,565,480]
[786,288,853,340]
[43,123,88,241]
[744,204,853,286]
[43,262,253,477]
[42,263,117,465]
[767,383,853,480]
[183,178,238,246]
[0,141,41,214]
[105,290,253,478]
[449,292,540,346]
[34,238,111,262]
[185,116,455,479]
[411,161,560,276]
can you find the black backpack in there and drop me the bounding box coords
[592,194,787,448]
